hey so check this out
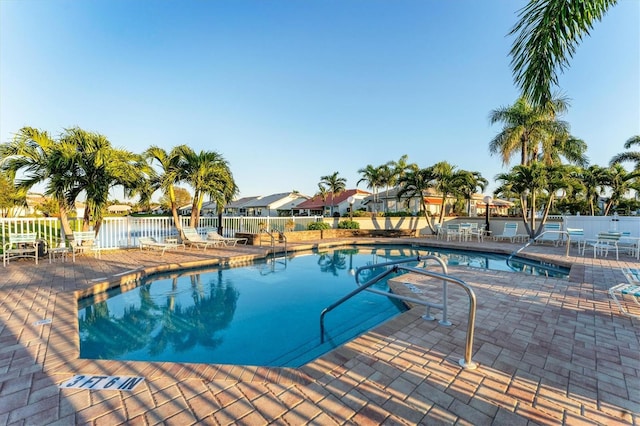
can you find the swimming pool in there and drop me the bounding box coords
[77,245,568,367]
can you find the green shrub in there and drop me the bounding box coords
[382,211,413,217]
[337,220,360,229]
[307,221,330,230]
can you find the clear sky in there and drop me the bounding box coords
[1,0,638,201]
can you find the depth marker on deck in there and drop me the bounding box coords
[59,375,145,391]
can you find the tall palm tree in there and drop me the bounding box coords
[489,97,572,167]
[357,164,382,214]
[610,135,640,171]
[397,167,436,233]
[144,145,189,232]
[510,0,617,107]
[179,147,236,228]
[319,172,346,216]
[0,127,75,236]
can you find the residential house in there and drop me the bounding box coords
[296,189,371,217]
[178,201,217,216]
[107,204,132,214]
[224,192,310,216]
[363,187,446,216]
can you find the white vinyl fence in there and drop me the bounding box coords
[1,216,323,252]
[3,214,639,253]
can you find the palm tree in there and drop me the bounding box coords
[578,165,609,215]
[509,0,617,107]
[377,164,395,213]
[397,167,437,233]
[0,127,75,236]
[319,172,346,216]
[489,97,572,167]
[61,127,147,234]
[388,155,418,212]
[454,171,488,216]
[540,135,588,167]
[431,161,470,225]
[390,154,418,178]
[357,164,382,214]
[610,135,640,171]
[602,164,639,216]
[495,163,576,238]
[179,147,236,228]
[0,170,26,218]
[144,145,188,231]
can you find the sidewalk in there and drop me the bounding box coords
[0,238,638,425]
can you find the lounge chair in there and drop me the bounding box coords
[609,283,640,319]
[535,223,563,246]
[493,223,528,243]
[139,236,185,255]
[206,231,248,246]
[181,227,221,250]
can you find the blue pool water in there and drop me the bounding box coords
[77,245,568,367]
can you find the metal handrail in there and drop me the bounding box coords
[354,255,451,325]
[320,256,478,369]
[507,230,570,268]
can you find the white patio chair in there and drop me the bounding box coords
[618,232,640,259]
[445,224,461,242]
[566,228,586,255]
[587,232,620,260]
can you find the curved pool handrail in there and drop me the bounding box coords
[320,256,479,369]
[507,230,570,270]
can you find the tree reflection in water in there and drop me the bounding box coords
[78,269,239,360]
[317,251,347,276]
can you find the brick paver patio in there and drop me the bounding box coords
[0,237,638,425]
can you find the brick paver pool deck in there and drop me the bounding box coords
[0,237,638,425]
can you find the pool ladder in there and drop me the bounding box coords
[259,229,288,274]
[320,255,479,369]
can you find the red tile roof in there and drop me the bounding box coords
[296,189,370,209]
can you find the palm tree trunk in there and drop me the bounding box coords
[58,205,74,238]
[438,195,446,224]
[420,199,435,233]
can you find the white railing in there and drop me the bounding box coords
[5,214,636,252]
[0,217,62,251]
[1,216,323,251]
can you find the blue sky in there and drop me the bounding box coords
[1,0,638,201]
